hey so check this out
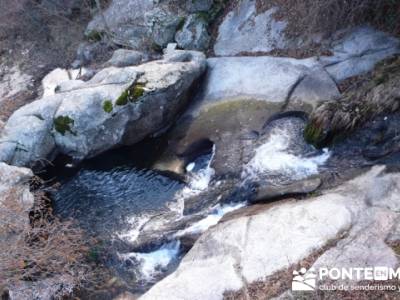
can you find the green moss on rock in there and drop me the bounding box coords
[115,83,146,106]
[131,83,145,100]
[103,100,113,113]
[116,90,129,106]
[54,116,75,136]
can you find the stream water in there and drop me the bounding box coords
[48,115,350,294]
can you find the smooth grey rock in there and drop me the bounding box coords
[322,27,400,82]
[175,14,210,51]
[141,191,352,300]
[310,167,400,283]
[131,211,206,251]
[106,49,144,67]
[201,56,339,106]
[254,177,321,202]
[0,50,206,166]
[0,97,63,167]
[42,68,83,97]
[186,0,213,12]
[55,80,85,93]
[214,1,287,56]
[141,166,400,299]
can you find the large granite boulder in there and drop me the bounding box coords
[0,50,206,167]
[141,166,400,299]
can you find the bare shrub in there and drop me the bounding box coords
[0,187,91,296]
[257,0,400,38]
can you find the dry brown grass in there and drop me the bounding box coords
[0,185,91,297]
[305,55,400,147]
[257,0,400,38]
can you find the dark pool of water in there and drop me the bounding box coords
[47,136,184,239]
[53,166,183,237]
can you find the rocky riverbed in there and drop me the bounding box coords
[1,1,400,299]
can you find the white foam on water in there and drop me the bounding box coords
[244,130,330,180]
[168,145,216,214]
[175,202,246,236]
[117,214,151,243]
[186,144,216,191]
[119,241,180,282]
[186,162,195,172]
